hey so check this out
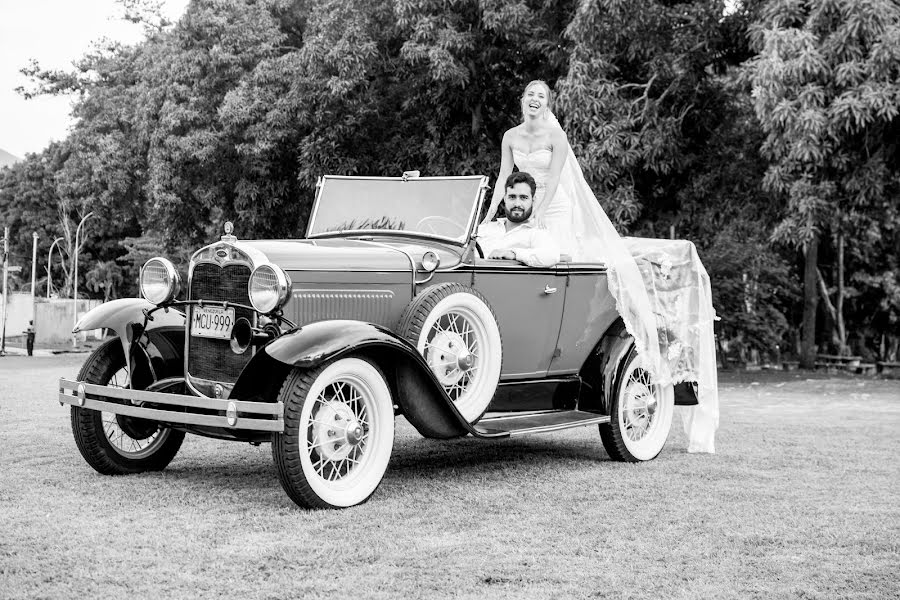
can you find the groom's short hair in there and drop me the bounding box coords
[505,171,536,197]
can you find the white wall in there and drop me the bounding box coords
[1,292,35,336]
[1,293,101,344]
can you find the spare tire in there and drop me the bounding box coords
[397,282,502,423]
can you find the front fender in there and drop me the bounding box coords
[73,298,185,385]
[263,320,412,368]
[237,320,471,439]
[74,298,185,337]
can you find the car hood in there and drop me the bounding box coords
[239,238,462,271]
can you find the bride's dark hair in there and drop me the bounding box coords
[521,80,552,121]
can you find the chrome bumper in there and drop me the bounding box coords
[58,378,284,432]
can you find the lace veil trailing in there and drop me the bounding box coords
[549,113,719,453]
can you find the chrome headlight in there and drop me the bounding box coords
[140,257,180,305]
[249,264,291,314]
[420,251,440,272]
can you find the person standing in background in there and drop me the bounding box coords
[26,320,35,356]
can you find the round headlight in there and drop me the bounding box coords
[140,258,180,305]
[420,251,440,272]
[249,264,291,313]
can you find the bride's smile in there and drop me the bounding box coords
[523,87,547,116]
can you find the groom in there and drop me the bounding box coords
[477,171,560,268]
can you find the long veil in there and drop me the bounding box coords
[549,112,719,453]
[556,140,664,379]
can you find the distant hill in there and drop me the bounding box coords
[0,148,21,168]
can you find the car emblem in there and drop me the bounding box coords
[216,248,228,259]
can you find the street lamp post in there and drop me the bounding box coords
[72,212,95,347]
[30,232,38,298]
[30,232,38,332]
[46,237,64,299]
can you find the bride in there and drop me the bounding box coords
[483,80,719,454]
[481,80,571,246]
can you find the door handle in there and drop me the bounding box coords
[543,285,557,294]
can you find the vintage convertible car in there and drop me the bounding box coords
[59,174,693,509]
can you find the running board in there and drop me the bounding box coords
[470,410,610,438]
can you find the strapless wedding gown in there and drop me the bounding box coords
[512,148,574,255]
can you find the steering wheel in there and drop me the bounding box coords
[415,216,465,237]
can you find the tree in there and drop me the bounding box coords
[85,260,125,302]
[220,0,575,233]
[0,142,79,296]
[555,0,735,230]
[675,78,796,363]
[745,0,900,366]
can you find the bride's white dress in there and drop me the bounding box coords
[512,148,573,252]
[513,138,719,454]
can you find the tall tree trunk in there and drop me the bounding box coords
[57,200,74,298]
[816,267,841,350]
[471,102,483,137]
[800,237,819,369]
[835,232,847,355]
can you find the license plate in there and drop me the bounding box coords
[191,306,235,340]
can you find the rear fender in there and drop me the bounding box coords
[73,298,186,386]
[237,320,470,439]
[579,319,696,411]
[578,319,633,414]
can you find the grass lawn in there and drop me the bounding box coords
[1,357,898,599]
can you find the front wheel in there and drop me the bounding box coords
[70,338,185,474]
[599,347,674,461]
[272,357,395,509]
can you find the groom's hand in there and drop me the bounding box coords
[489,249,516,260]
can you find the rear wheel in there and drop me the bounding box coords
[272,357,395,509]
[600,347,674,461]
[71,338,185,474]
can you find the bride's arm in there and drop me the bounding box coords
[481,129,514,224]
[534,127,569,224]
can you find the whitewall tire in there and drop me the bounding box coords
[398,283,502,423]
[273,357,395,509]
[600,347,674,461]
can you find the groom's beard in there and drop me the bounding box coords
[507,205,533,223]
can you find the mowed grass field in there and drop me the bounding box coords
[1,355,898,600]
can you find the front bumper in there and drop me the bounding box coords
[58,378,284,432]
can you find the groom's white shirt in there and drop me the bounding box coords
[477,218,560,268]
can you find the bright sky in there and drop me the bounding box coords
[0,0,189,159]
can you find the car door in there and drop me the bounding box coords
[548,263,620,376]
[472,259,567,379]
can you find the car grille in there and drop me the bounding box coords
[187,263,253,384]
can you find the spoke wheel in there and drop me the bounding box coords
[71,338,184,474]
[273,357,394,509]
[398,283,502,423]
[599,346,674,462]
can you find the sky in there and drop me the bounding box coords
[0,0,189,160]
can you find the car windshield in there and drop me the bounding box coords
[307,176,486,244]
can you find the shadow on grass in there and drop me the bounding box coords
[148,430,612,506]
[389,434,609,473]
